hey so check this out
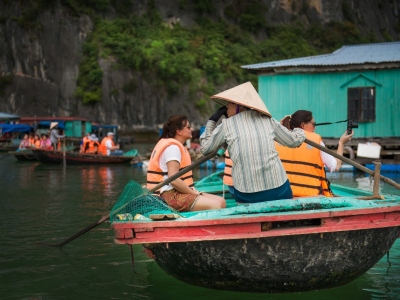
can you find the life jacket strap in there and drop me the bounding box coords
[281,159,322,170]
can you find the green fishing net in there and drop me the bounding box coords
[109,180,181,221]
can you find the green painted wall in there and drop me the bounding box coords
[258,68,400,138]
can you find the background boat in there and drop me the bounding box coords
[32,149,138,165]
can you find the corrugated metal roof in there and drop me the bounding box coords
[242,42,400,70]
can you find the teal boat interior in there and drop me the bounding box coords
[110,171,400,222]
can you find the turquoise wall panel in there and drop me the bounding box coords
[85,122,92,136]
[258,69,400,138]
[64,121,73,137]
[72,120,82,138]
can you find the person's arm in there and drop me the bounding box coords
[273,118,306,147]
[167,160,198,195]
[334,130,354,171]
[199,120,226,155]
[320,140,337,172]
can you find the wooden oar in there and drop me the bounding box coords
[63,137,66,169]
[49,146,223,247]
[304,138,400,190]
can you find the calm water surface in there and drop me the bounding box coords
[1,147,399,300]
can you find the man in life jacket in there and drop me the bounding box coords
[98,132,122,156]
[83,134,99,154]
[277,110,353,197]
[80,132,90,153]
[147,115,225,212]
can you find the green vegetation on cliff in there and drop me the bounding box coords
[10,0,380,111]
[74,1,377,107]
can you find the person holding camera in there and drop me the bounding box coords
[277,110,354,197]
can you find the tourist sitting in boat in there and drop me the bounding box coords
[80,132,91,153]
[17,134,30,151]
[200,82,306,204]
[28,132,35,145]
[277,110,354,197]
[147,115,226,212]
[83,134,99,154]
[30,134,41,148]
[99,132,123,156]
[50,122,65,151]
[40,133,53,150]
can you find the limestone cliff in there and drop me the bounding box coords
[0,0,399,132]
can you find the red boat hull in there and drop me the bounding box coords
[113,202,400,292]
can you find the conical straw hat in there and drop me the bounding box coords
[211,82,271,117]
[50,122,58,130]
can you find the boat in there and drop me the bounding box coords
[8,149,36,161]
[0,124,33,152]
[110,171,400,293]
[31,149,138,165]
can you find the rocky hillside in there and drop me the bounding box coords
[0,0,399,132]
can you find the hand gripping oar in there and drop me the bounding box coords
[49,146,223,247]
[304,138,400,190]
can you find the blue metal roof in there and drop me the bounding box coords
[0,124,32,133]
[242,42,400,70]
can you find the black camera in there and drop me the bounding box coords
[347,119,358,135]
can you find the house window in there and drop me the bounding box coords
[347,87,375,122]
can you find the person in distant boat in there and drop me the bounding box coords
[49,122,65,151]
[31,134,41,148]
[147,115,226,212]
[28,132,35,146]
[80,132,91,153]
[18,134,30,151]
[276,110,354,197]
[200,82,306,204]
[99,132,123,156]
[83,134,100,154]
[40,133,52,150]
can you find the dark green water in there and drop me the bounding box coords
[1,148,399,300]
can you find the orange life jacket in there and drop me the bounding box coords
[223,150,233,186]
[80,136,90,153]
[98,137,114,155]
[275,131,333,197]
[33,139,41,148]
[83,141,99,154]
[146,138,194,195]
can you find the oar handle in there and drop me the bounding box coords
[304,138,400,190]
[54,215,110,247]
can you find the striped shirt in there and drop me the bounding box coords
[200,110,306,193]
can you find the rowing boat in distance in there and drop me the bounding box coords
[31,149,136,165]
[8,149,36,161]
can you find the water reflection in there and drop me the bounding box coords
[80,166,115,199]
[0,155,400,300]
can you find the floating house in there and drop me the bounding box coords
[242,42,400,162]
[18,117,92,140]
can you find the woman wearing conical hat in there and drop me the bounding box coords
[49,122,65,151]
[200,82,306,203]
